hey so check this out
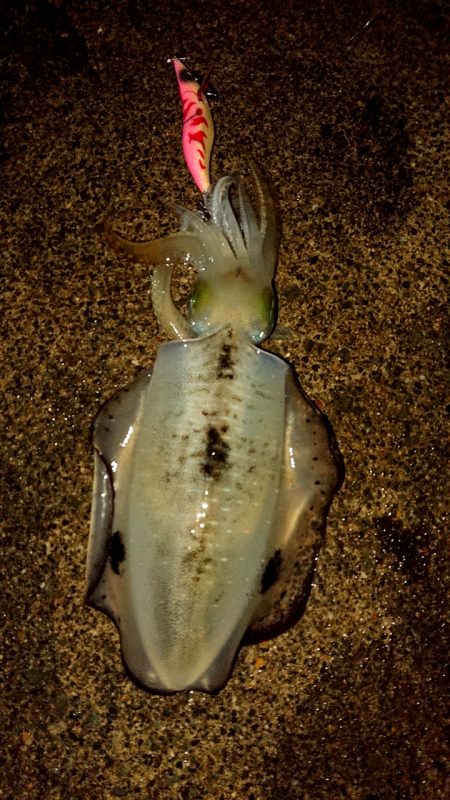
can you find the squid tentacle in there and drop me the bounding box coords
[236,176,260,253]
[105,225,202,341]
[105,224,202,267]
[248,162,279,280]
[208,176,247,260]
[151,264,191,340]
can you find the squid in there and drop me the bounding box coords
[86,59,342,693]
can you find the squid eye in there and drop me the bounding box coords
[249,287,276,343]
[187,279,214,335]
[190,280,210,311]
[258,287,275,326]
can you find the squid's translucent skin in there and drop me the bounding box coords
[87,166,342,693]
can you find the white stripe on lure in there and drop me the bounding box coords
[86,60,342,693]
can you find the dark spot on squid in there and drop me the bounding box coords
[109,530,126,575]
[261,549,283,594]
[217,343,235,379]
[202,426,230,479]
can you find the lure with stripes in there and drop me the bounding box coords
[171,57,215,194]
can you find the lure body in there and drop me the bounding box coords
[171,57,215,193]
[87,165,341,693]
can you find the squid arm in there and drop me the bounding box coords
[105,224,205,340]
[248,161,280,275]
